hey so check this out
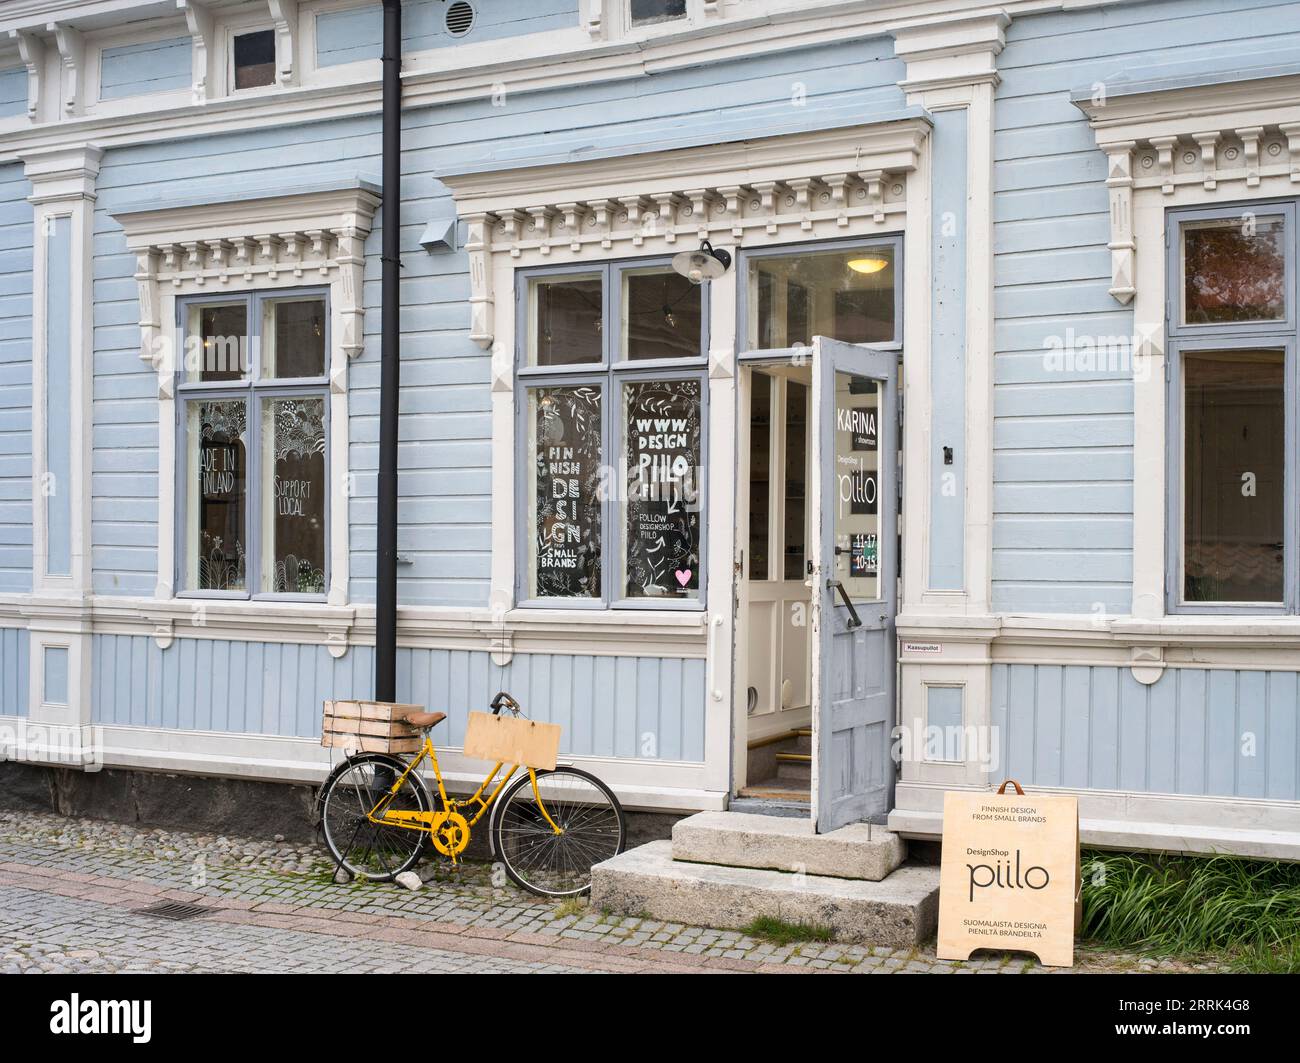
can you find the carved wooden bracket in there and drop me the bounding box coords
[48,22,84,117]
[267,0,299,87]
[9,29,45,119]
[456,167,911,350]
[1130,644,1165,686]
[114,185,380,364]
[178,0,214,104]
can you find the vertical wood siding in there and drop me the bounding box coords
[0,627,29,716]
[992,663,1300,800]
[0,162,31,593]
[90,635,706,759]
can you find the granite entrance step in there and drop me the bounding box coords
[591,840,939,947]
[672,810,906,881]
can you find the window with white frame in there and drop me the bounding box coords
[745,240,902,350]
[232,27,277,90]
[630,0,688,27]
[1168,201,1296,613]
[518,259,707,607]
[177,289,330,598]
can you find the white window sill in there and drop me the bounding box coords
[1112,616,1300,642]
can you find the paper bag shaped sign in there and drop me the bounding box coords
[462,711,561,771]
[937,781,1082,968]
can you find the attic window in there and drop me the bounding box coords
[233,29,276,90]
[631,0,687,26]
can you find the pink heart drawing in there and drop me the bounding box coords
[674,569,692,587]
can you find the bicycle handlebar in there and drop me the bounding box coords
[490,691,520,716]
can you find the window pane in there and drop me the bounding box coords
[1183,351,1284,603]
[748,372,771,580]
[261,397,327,595]
[834,373,881,602]
[185,302,248,383]
[631,0,686,25]
[185,400,248,591]
[234,29,276,90]
[783,381,807,580]
[261,296,326,378]
[1183,216,1286,325]
[751,246,896,348]
[528,386,602,598]
[622,379,702,600]
[621,267,702,360]
[530,273,602,366]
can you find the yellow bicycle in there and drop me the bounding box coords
[318,692,626,897]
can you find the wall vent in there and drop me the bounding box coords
[445,1,475,37]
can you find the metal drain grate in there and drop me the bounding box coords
[133,901,215,921]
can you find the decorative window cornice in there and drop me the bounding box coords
[1076,70,1300,304]
[439,119,929,348]
[110,179,379,364]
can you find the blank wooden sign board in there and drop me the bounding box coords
[937,781,1082,968]
[463,711,561,771]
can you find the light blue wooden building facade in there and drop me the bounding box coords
[1,0,1299,855]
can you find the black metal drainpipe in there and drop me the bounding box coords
[375,0,401,702]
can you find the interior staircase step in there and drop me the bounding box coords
[738,780,809,801]
[592,840,938,947]
[727,796,810,818]
[773,750,811,784]
[672,810,906,881]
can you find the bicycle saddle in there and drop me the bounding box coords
[404,711,446,729]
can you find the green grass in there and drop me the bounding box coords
[552,898,586,920]
[742,915,835,947]
[1081,850,1300,972]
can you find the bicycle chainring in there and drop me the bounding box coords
[430,811,471,857]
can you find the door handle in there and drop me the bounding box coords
[827,580,863,629]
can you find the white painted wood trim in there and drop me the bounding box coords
[0,2,1143,159]
[111,183,378,617]
[892,779,1300,859]
[893,13,1006,617]
[0,716,724,812]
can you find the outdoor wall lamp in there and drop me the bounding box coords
[672,239,732,284]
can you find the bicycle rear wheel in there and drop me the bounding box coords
[492,767,626,897]
[320,753,432,881]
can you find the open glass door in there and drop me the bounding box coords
[809,336,897,832]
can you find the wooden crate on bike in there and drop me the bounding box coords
[321,700,424,754]
[463,711,560,770]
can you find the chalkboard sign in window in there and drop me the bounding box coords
[528,386,603,599]
[621,379,702,600]
[518,260,709,608]
[261,397,326,595]
[185,399,248,591]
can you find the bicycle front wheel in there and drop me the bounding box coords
[492,767,626,898]
[320,753,432,882]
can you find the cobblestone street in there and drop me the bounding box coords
[0,810,1218,974]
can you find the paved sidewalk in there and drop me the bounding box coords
[0,810,1219,974]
